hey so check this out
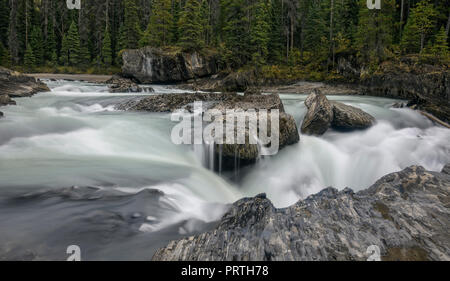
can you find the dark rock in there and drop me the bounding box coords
[106,75,154,93]
[331,101,375,130]
[244,87,262,96]
[359,58,450,123]
[0,111,3,118]
[301,90,333,135]
[117,92,299,170]
[152,165,450,261]
[0,67,49,97]
[0,94,16,106]
[442,164,450,175]
[121,47,218,83]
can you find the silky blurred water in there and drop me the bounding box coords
[0,80,448,260]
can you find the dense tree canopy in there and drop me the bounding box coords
[0,0,448,70]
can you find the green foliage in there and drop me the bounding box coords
[178,0,204,50]
[24,44,35,67]
[140,0,172,47]
[424,26,449,63]
[354,0,395,64]
[30,26,44,65]
[102,27,113,66]
[60,21,81,66]
[123,0,141,49]
[249,0,270,66]
[401,0,438,53]
[0,41,11,66]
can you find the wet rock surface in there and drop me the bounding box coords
[301,90,375,135]
[0,67,49,98]
[331,101,375,130]
[0,94,16,106]
[106,75,154,93]
[152,165,450,261]
[121,47,218,83]
[300,90,334,135]
[117,92,299,170]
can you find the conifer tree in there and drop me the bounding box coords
[141,0,172,47]
[102,27,113,65]
[249,0,270,66]
[178,0,204,50]
[30,26,44,65]
[60,21,81,66]
[428,26,449,62]
[123,0,141,49]
[24,44,35,67]
[401,0,438,53]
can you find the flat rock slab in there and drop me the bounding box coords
[25,73,112,83]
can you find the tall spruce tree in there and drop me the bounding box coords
[102,27,113,65]
[23,44,35,67]
[30,26,44,65]
[249,0,270,66]
[60,21,81,66]
[178,0,204,50]
[140,0,172,47]
[123,0,141,49]
[401,0,438,53]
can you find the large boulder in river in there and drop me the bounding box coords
[106,75,154,93]
[0,67,49,97]
[152,165,450,261]
[331,101,375,130]
[301,90,333,135]
[301,90,375,135]
[117,92,299,171]
[121,47,218,83]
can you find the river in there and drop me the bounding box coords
[0,80,448,260]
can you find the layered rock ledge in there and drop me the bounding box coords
[152,165,450,261]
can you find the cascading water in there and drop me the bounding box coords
[0,80,448,260]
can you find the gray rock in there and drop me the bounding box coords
[442,164,450,175]
[0,94,16,106]
[117,92,299,171]
[152,165,450,261]
[331,101,375,130]
[0,67,49,97]
[301,91,333,135]
[122,47,218,83]
[0,111,3,118]
[106,75,154,93]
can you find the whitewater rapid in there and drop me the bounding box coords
[0,80,448,260]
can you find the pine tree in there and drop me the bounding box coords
[123,0,141,49]
[170,0,181,43]
[178,0,204,50]
[45,22,57,63]
[23,44,35,67]
[267,0,284,63]
[221,0,250,68]
[428,26,449,62]
[249,0,270,66]
[60,21,81,66]
[401,1,438,53]
[30,26,44,65]
[141,0,172,47]
[354,0,395,64]
[102,27,113,65]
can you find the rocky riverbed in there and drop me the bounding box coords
[153,165,450,261]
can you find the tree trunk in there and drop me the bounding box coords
[446,11,450,37]
[399,0,404,38]
[8,0,19,64]
[329,0,334,68]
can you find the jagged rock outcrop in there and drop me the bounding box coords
[301,90,375,135]
[106,75,154,93]
[0,67,49,98]
[152,165,450,261]
[331,101,375,130]
[117,92,299,170]
[121,47,218,83]
[301,90,334,135]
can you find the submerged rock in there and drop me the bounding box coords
[0,111,3,118]
[106,75,154,93]
[121,47,218,83]
[0,67,49,98]
[0,94,16,106]
[152,165,450,261]
[300,90,333,135]
[331,101,375,130]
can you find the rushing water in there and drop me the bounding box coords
[0,80,448,260]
